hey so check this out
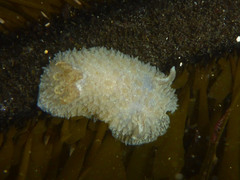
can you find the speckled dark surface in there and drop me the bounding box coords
[0,0,240,130]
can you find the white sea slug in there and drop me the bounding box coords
[37,47,178,145]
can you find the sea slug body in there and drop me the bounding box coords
[37,47,178,145]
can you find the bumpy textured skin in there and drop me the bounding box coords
[37,47,178,145]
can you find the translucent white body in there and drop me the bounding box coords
[38,47,178,145]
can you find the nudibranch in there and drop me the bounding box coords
[37,47,178,145]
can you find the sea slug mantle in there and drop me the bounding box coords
[37,47,178,145]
